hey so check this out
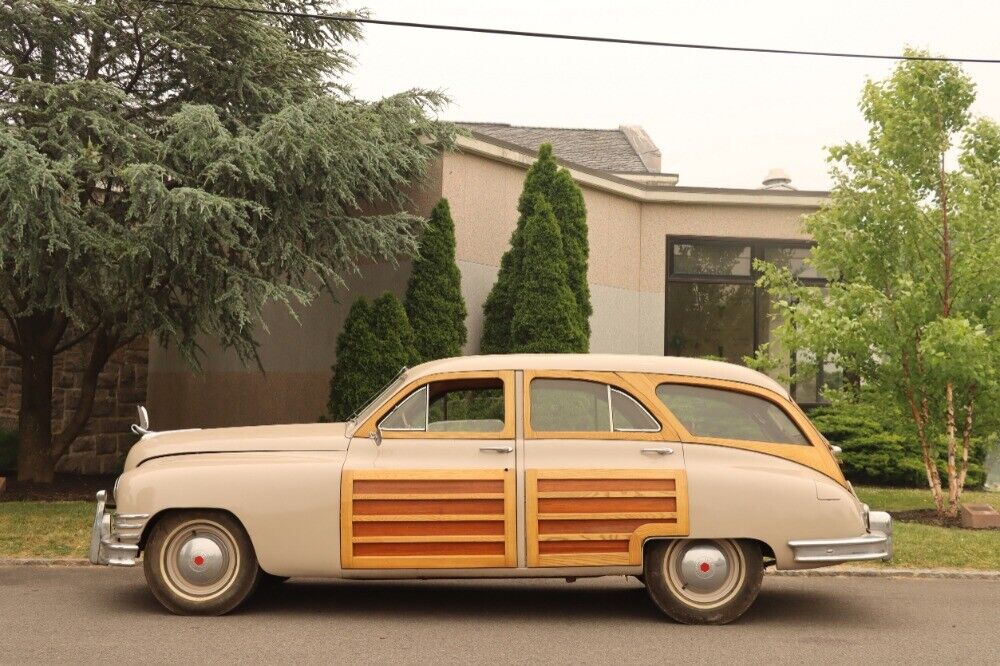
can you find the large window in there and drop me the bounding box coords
[380,378,506,433]
[656,384,809,445]
[665,237,832,405]
[530,379,659,433]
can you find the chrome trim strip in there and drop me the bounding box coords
[788,534,887,548]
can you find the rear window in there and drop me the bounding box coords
[655,384,809,445]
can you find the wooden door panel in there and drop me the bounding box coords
[526,469,689,567]
[341,469,516,569]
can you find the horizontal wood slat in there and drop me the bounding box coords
[527,469,689,567]
[342,469,516,569]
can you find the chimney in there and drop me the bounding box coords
[761,168,796,190]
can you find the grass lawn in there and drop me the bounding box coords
[1,488,998,569]
[0,501,92,559]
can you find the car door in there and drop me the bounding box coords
[341,371,517,570]
[522,370,689,568]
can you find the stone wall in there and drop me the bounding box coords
[0,330,148,475]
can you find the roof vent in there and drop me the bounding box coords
[761,168,795,190]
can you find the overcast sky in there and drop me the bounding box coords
[345,0,1000,191]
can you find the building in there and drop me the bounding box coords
[146,122,829,432]
[0,122,830,473]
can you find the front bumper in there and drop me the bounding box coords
[788,509,893,564]
[88,490,149,567]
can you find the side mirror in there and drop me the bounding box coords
[370,427,383,447]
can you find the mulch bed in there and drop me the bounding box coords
[0,474,116,502]
[891,509,999,530]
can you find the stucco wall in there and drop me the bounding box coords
[146,148,818,432]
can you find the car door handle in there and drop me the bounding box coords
[479,446,513,453]
[641,447,674,455]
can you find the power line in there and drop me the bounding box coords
[141,0,1000,65]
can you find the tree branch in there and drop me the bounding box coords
[53,324,98,355]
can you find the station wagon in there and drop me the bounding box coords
[91,354,891,623]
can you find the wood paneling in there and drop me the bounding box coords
[341,469,516,569]
[526,469,689,567]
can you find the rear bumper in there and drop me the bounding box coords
[88,490,149,567]
[788,510,893,564]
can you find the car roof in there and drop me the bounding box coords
[405,354,789,398]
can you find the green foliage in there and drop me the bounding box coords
[326,293,418,421]
[404,199,467,361]
[811,396,989,488]
[754,50,1000,512]
[0,1,453,477]
[481,144,590,353]
[510,195,587,353]
[0,430,17,471]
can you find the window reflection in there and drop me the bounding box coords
[672,243,752,276]
[666,283,754,363]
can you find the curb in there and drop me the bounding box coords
[0,558,92,567]
[767,567,1000,580]
[1,559,998,579]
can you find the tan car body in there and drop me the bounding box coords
[112,354,879,578]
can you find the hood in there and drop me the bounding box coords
[123,422,350,470]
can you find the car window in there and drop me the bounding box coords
[530,379,659,433]
[379,385,427,431]
[379,378,506,433]
[655,384,809,445]
[427,379,505,433]
[610,388,660,432]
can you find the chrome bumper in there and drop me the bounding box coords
[88,490,149,567]
[788,510,893,564]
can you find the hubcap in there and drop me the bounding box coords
[161,521,239,601]
[176,534,229,587]
[663,539,745,609]
[678,543,730,594]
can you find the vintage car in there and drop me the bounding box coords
[90,354,891,623]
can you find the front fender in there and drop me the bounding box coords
[116,451,347,577]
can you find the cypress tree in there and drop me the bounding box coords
[480,144,560,353]
[550,168,592,346]
[510,195,587,353]
[327,299,379,421]
[327,293,420,421]
[405,199,468,361]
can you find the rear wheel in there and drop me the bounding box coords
[643,538,762,624]
[143,511,260,615]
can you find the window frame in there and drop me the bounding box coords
[665,235,829,407]
[524,370,671,441]
[355,371,516,440]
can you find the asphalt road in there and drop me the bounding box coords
[2,567,998,665]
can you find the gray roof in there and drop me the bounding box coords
[458,122,655,174]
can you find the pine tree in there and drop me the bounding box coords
[405,199,467,361]
[370,292,422,380]
[510,195,587,353]
[550,168,592,346]
[327,299,379,421]
[480,144,560,353]
[327,293,420,421]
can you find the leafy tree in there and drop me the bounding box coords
[326,293,419,421]
[0,1,452,481]
[404,199,467,361]
[326,298,378,422]
[481,144,590,352]
[755,50,1000,518]
[510,195,586,353]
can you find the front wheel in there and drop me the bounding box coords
[643,538,762,625]
[143,511,260,615]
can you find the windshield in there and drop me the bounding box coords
[348,367,408,428]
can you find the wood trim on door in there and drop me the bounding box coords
[353,370,516,440]
[341,469,517,569]
[525,469,690,567]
